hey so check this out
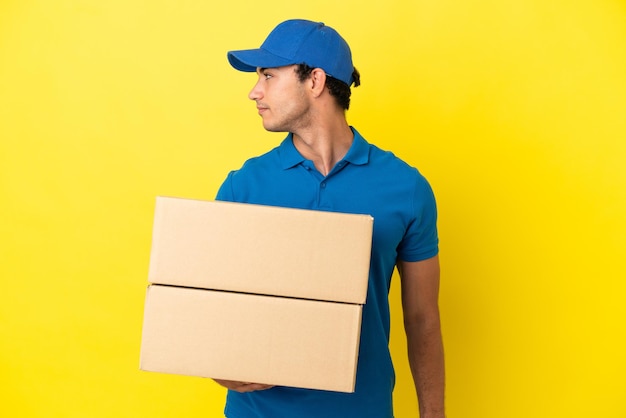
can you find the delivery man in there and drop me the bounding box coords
[213,19,445,418]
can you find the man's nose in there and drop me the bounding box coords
[248,79,263,101]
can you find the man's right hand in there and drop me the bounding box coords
[213,379,275,393]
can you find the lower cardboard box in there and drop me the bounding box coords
[140,285,363,393]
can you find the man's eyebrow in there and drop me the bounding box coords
[258,67,267,73]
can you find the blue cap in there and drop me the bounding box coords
[227,19,355,86]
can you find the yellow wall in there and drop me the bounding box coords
[1,1,624,417]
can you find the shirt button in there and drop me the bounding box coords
[321,182,326,188]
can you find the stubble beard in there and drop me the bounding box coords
[262,88,311,134]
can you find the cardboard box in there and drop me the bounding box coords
[148,197,372,304]
[140,197,373,392]
[140,285,363,392]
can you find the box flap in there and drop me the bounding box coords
[148,197,372,304]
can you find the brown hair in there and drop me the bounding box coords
[295,64,360,110]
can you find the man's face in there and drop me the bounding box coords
[248,65,311,132]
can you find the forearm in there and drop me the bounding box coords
[212,379,274,393]
[406,317,445,418]
[397,256,445,417]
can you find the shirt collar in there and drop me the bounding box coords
[278,133,306,170]
[279,127,370,170]
[342,127,370,166]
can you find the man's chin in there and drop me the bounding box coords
[262,122,287,133]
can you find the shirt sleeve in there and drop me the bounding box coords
[215,171,236,202]
[396,174,439,262]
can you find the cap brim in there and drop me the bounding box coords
[227,48,296,72]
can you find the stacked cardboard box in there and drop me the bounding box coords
[140,197,373,392]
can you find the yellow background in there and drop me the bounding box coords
[1,0,625,417]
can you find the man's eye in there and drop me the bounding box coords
[263,73,273,80]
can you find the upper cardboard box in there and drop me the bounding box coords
[148,197,373,304]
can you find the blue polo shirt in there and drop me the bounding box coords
[216,127,438,418]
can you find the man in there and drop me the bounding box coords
[214,19,445,418]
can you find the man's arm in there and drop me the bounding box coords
[213,379,274,393]
[397,255,445,418]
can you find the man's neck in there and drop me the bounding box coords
[292,118,353,176]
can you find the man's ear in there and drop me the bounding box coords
[309,68,327,97]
